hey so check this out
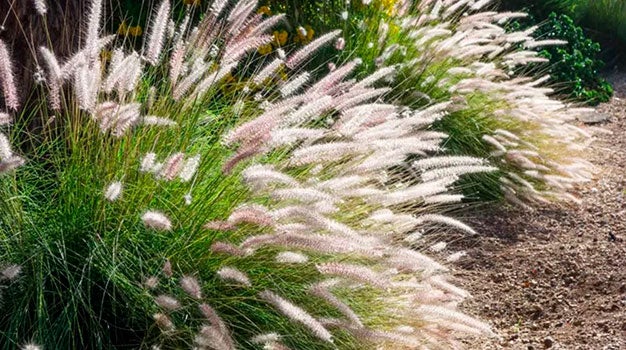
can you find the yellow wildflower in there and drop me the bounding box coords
[388,21,401,37]
[305,25,314,41]
[273,30,288,47]
[381,0,398,16]
[257,43,273,55]
[295,25,313,44]
[278,69,288,81]
[117,21,142,37]
[117,21,128,35]
[128,25,143,37]
[257,6,272,16]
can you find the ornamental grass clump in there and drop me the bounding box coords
[380,0,596,205]
[0,0,493,348]
[271,0,596,205]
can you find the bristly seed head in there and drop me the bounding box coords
[0,40,19,110]
[144,276,159,289]
[153,313,175,331]
[20,343,42,350]
[154,294,181,310]
[141,211,172,231]
[1,264,22,280]
[104,181,123,201]
[180,275,202,299]
[162,260,173,278]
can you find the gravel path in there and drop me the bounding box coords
[450,74,626,349]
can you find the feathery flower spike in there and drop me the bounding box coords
[142,211,172,231]
[104,181,122,201]
[216,266,252,287]
[260,290,333,343]
[0,40,19,110]
[145,0,171,65]
[180,275,202,299]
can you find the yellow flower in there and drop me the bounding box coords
[257,6,272,16]
[117,21,142,37]
[294,25,314,44]
[388,21,400,37]
[381,0,398,16]
[273,30,288,47]
[305,25,315,41]
[278,70,288,81]
[183,0,201,5]
[257,43,273,55]
[128,25,143,37]
[117,21,128,35]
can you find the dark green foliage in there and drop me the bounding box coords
[498,0,582,19]
[575,1,626,67]
[500,0,626,68]
[535,13,613,105]
[507,12,613,105]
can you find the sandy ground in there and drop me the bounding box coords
[448,75,626,349]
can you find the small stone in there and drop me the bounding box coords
[543,336,554,348]
[492,273,505,282]
[577,112,611,124]
[530,304,544,318]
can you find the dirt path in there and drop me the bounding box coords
[451,75,626,349]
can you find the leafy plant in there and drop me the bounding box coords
[514,12,613,105]
[499,0,614,105]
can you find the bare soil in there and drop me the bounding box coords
[452,74,626,349]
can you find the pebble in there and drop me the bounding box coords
[543,336,554,348]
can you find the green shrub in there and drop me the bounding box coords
[500,0,626,46]
[523,13,613,105]
[499,1,614,105]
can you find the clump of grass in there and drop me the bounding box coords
[579,0,626,35]
[268,0,596,205]
[0,0,494,349]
